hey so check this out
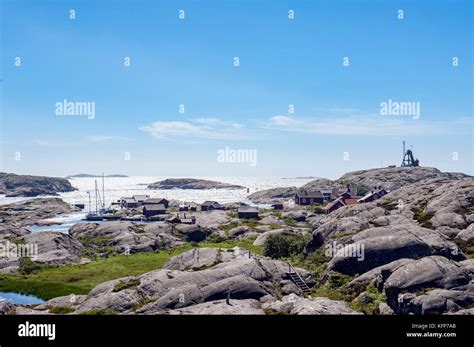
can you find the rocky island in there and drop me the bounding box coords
[0,172,77,197]
[249,167,470,204]
[0,166,472,316]
[148,178,245,190]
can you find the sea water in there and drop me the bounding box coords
[0,176,314,233]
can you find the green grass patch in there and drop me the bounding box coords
[413,203,435,229]
[0,240,262,301]
[19,257,45,275]
[198,238,262,255]
[378,198,398,212]
[281,217,300,227]
[48,306,75,314]
[240,219,263,228]
[112,278,141,292]
[349,282,386,315]
[332,230,357,239]
[76,235,117,258]
[132,297,156,311]
[0,245,193,300]
[220,222,239,235]
[309,271,356,302]
[263,307,290,315]
[7,237,25,245]
[262,234,311,259]
[454,238,474,259]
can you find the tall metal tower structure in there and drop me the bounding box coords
[401,141,420,167]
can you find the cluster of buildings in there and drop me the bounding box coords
[112,195,229,221]
[294,186,388,214]
[107,185,388,223]
[112,195,170,218]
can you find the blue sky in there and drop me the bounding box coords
[1,0,472,178]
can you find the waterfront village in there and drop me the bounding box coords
[86,185,389,224]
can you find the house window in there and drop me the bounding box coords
[302,198,306,203]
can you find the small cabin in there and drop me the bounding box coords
[238,207,259,219]
[179,202,197,211]
[143,204,166,218]
[201,201,222,211]
[340,191,352,199]
[337,186,358,198]
[143,198,169,208]
[321,189,338,202]
[132,195,150,206]
[294,190,324,205]
[271,203,284,210]
[358,188,388,203]
[121,197,138,208]
[325,197,359,214]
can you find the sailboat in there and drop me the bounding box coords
[85,174,108,221]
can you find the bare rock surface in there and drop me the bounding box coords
[337,166,469,192]
[384,256,471,312]
[326,224,462,276]
[22,232,84,265]
[0,198,76,239]
[42,248,314,315]
[163,247,239,271]
[0,172,76,197]
[168,299,265,315]
[148,178,244,190]
[69,221,183,254]
[262,294,361,315]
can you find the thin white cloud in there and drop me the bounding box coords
[268,115,297,126]
[140,120,244,140]
[34,135,132,147]
[140,116,248,140]
[34,140,75,147]
[192,118,225,126]
[86,135,131,142]
[266,115,472,136]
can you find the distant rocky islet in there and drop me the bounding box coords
[147,178,246,190]
[0,172,76,197]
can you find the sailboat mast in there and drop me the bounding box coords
[95,180,98,214]
[102,173,105,210]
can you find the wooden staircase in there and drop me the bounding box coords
[287,263,312,295]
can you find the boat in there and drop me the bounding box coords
[85,174,108,221]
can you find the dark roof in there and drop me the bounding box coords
[238,207,259,213]
[143,204,166,211]
[201,201,220,207]
[320,189,333,194]
[296,190,323,198]
[133,195,149,201]
[338,187,358,196]
[122,198,136,203]
[144,198,168,204]
[325,198,344,210]
[325,197,359,210]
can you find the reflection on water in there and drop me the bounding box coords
[0,292,45,305]
[26,211,87,233]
